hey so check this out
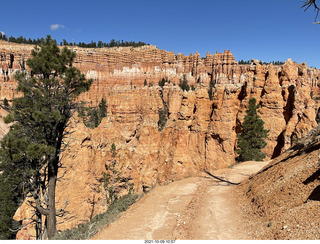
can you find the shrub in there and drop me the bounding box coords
[78,98,107,128]
[158,78,166,87]
[158,78,170,88]
[158,107,168,131]
[100,143,134,204]
[53,194,138,240]
[3,98,9,108]
[208,80,215,100]
[179,74,190,92]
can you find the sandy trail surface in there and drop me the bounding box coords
[92,161,269,240]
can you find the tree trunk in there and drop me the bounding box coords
[35,210,42,239]
[47,161,57,239]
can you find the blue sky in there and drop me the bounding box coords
[1,0,320,67]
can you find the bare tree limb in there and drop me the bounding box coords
[302,0,320,21]
[9,216,36,232]
[28,188,50,216]
[56,195,69,217]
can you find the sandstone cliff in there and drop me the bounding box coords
[2,40,319,96]
[1,41,239,89]
[1,41,320,238]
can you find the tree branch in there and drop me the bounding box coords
[56,195,69,217]
[28,187,50,216]
[302,0,320,21]
[9,215,36,232]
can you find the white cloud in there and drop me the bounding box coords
[50,24,65,31]
[0,31,5,36]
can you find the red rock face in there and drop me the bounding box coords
[2,41,320,238]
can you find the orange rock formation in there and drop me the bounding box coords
[1,41,319,239]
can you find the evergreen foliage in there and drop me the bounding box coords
[158,78,170,88]
[158,107,168,131]
[74,39,148,48]
[238,60,251,65]
[0,35,92,239]
[236,98,269,162]
[208,80,215,101]
[100,143,134,205]
[0,33,46,45]
[179,74,190,92]
[158,89,169,131]
[99,98,107,118]
[2,98,9,109]
[0,32,8,41]
[259,60,285,65]
[0,169,23,239]
[52,193,138,240]
[78,98,107,129]
[158,78,166,87]
[238,59,285,65]
[0,34,147,48]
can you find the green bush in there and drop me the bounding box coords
[53,194,138,240]
[179,74,190,92]
[208,80,215,100]
[158,78,170,88]
[158,78,166,87]
[158,107,168,131]
[78,98,107,128]
[3,98,9,108]
[101,143,134,204]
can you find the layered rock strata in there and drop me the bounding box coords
[1,41,319,98]
[1,41,319,238]
[15,60,320,238]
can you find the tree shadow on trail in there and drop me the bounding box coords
[204,170,240,185]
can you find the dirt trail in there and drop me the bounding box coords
[92,161,269,240]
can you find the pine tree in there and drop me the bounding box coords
[78,98,107,129]
[0,35,92,239]
[158,78,166,87]
[3,97,9,108]
[179,74,190,91]
[236,98,269,162]
[101,143,133,204]
[208,80,215,100]
[98,97,107,119]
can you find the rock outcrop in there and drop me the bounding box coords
[0,41,319,239]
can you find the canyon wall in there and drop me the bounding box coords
[1,41,320,238]
[2,40,319,96]
[0,40,240,89]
